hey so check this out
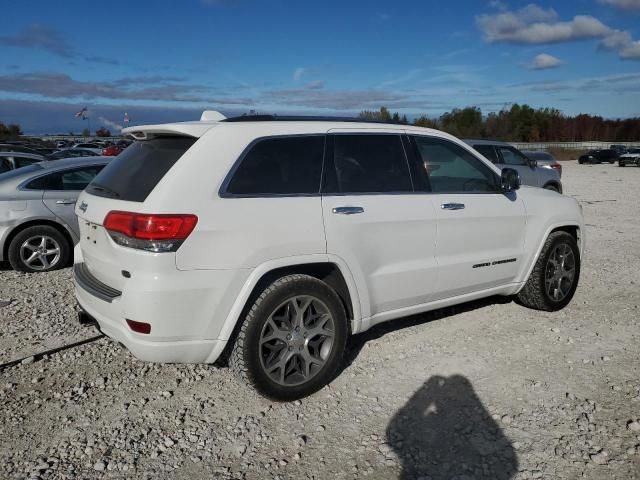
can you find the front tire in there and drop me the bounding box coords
[230,274,348,401]
[517,231,580,311]
[7,225,71,273]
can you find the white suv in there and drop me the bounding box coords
[74,112,584,400]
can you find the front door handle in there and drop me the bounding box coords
[441,203,465,210]
[56,199,76,205]
[332,206,365,215]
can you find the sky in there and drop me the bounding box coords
[1,0,640,134]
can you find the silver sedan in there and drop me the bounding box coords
[0,157,111,272]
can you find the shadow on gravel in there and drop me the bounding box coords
[340,295,512,374]
[387,375,518,480]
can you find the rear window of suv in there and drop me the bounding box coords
[86,136,196,202]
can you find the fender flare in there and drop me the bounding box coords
[518,221,583,290]
[212,253,363,345]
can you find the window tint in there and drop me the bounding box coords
[14,157,40,168]
[87,136,196,202]
[226,136,324,195]
[327,134,412,193]
[0,158,10,173]
[26,166,104,191]
[497,146,528,166]
[412,136,498,193]
[473,145,499,164]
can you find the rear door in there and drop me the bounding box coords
[42,165,106,237]
[410,135,526,299]
[321,132,438,318]
[495,145,539,187]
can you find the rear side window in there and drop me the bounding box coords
[0,158,10,173]
[14,157,40,168]
[25,166,104,190]
[87,136,196,202]
[225,136,324,195]
[326,134,412,193]
[497,146,528,166]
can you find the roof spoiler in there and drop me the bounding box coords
[200,110,226,122]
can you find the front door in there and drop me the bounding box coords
[410,135,526,299]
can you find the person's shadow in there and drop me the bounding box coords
[387,375,518,480]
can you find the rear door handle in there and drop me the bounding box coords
[56,199,76,205]
[441,203,465,210]
[332,206,364,215]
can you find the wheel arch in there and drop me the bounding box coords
[542,181,562,193]
[2,218,75,262]
[518,222,583,290]
[210,255,362,365]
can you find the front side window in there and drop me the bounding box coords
[0,158,10,173]
[226,135,324,195]
[473,145,499,164]
[14,157,40,168]
[412,136,498,193]
[326,134,412,193]
[497,147,528,166]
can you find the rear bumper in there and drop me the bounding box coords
[73,252,249,363]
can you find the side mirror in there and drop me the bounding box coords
[501,168,521,193]
[527,157,537,168]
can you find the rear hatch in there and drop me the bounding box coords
[75,136,197,291]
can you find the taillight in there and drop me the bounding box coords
[104,211,197,252]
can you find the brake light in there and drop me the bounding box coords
[126,319,151,334]
[104,211,197,252]
[550,163,562,174]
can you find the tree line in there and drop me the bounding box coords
[359,105,640,142]
[0,122,23,141]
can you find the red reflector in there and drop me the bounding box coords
[104,211,198,241]
[126,319,151,334]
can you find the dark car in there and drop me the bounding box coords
[578,149,618,165]
[0,144,42,155]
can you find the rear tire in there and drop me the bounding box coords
[517,231,580,312]
[619,162,625,167]
[7,225,71,273]
[230,274,348,401]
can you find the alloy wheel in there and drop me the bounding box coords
[259,295,335,386]
[544,243,576,302]
[19,235,61,271]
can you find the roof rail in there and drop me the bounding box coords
[222,114,397,124]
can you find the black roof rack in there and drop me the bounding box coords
[222,114,394,124]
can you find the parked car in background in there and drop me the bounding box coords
[101,145,123,156]
[578,149,618,164]
[464,140,562,192]
[73,113,583,400]
[72,143,103,155]
[610,144,627,155]
[0,157,111,272]
[47,148,100,160]
[521,150,562,178]
[0,144,43,155]
[0,152,46,173]
[618,148,640,167]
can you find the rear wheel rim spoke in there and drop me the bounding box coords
[259,295,335,387]
[19,235,61,271]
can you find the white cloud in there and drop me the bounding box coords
[597,0,640,11]
[527,53,563,69]
[98,116,123,131]
[293,67,305,81]
[476,6,609,44]
[476,3,640,60]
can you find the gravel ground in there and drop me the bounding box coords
[1,161,639,480]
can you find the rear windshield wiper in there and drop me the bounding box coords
[89,183,121,198]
